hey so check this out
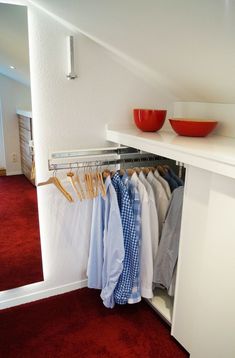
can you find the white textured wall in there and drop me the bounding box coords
[0,4,178,307]
[0,73,31,175]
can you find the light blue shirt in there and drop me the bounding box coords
[87,176,125,308]
[87,194,104,289]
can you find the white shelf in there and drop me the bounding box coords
[146,288,174,325]
[106,125,235,179]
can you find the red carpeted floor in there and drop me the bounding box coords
[0,175,43,291]
[0,288,189,358]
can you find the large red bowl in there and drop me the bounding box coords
[133,109,167,132]
[169,118,218,137]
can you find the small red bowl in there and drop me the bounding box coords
[133,108,167,132]
[169,118,218,137]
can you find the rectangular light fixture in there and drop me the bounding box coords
[66,35,78,80]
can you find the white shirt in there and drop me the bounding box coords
[154,169,171,200]
[130,172,153,299]
[139,171,159,262]
[44,179,93,280]
[147,171,169,235]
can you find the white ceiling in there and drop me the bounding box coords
[30,0,235,103]
[0,3,30,86]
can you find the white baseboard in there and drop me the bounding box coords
[0,279,88,310]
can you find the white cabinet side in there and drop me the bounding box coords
[190,173,235,358]
[172,165,212,352]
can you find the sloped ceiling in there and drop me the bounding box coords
[0,3,30,86]
[29,0,235,103]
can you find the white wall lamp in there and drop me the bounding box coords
[66,35,78,80]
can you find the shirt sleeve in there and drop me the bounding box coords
[153,187,184,289]
[87,195,104,289]
[100,185,125,308]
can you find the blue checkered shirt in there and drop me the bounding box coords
[122,174,141,304]
[112,172,139,304]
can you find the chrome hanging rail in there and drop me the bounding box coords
[48,146,163,171]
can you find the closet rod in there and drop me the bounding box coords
[50,146,139,159]
[48,154,162,171]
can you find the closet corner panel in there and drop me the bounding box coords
[189,173,235,358]
[171,165,212,353]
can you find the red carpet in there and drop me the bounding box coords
[0,288,189,358]
[0,175,43,291]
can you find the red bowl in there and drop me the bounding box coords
[133,109,167,132]
[169,118,218,137]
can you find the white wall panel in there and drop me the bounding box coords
[172,166,212,352]
[190,173,235,358]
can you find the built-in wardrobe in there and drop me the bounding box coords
[44,121,235,357]
[104,124,235,358]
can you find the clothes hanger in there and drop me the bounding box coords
[88,166,95,198]
[119,168,126,176]
[83,165,91,199]
[89,162,99,198]
[156,165,167,176]
[95,163,105,197]
[133,166,141,174]
[38,169,74,202]
[84,165,95,199]
[74,163,85,200]
[142,167,150,175]
[93,162,102,198]
[67,165,83,201]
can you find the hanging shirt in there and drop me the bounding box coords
[101,176,125,308]
[168,262,177,297]
[112,172,139,305]
[87,195,104,289]
[139,171,159,262]
[159,170,179,192]
[130,172,153,299]
[153,186,184,289]
[122,173,141,304]
[154,169,171,200]
[166,167,184,187]
[87,176,125,308]
[48,179,93,281]
[146,171,169,235]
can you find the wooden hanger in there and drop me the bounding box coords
[84,171,94,199]
[98,171,106,197]
[156,165,167,176]
[142,167,150,175]
[126,168,135,176]
[38,174,74,202]
[74,172,85,200]
[67,171,82,201]
[133,167,141,174]
[119,168,126,176]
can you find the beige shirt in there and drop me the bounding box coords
[154,169,171,200]
[147,171,169,235]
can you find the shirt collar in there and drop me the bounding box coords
[154,169,160,178]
